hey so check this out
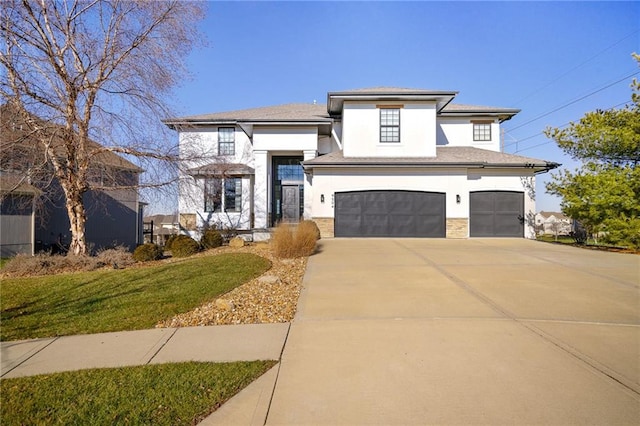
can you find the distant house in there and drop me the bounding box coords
[165,87,559,239]
[0,175,40,257]
[143,214,179,246]
[535,211,571,236]
[0,105,145,255]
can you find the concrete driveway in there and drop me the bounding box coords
[266,239,640,425]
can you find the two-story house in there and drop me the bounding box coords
[165,87,559,239]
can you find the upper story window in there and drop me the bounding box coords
[218,127,235,155]
[380,108,400,143]
[473,122,492,141]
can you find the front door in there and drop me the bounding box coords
[282,185,300,222]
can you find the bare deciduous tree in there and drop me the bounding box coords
[0,0,205,255]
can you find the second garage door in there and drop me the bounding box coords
[470,191,524,237]
[334,190,445,237]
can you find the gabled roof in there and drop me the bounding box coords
[0,104,143,173]
[303,147,559,172]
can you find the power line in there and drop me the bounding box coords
[511,29,640,106]
[505,101,630,152]
[506,71,639,133]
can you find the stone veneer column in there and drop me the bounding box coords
[446,218,468,238]
[312,218,335,238]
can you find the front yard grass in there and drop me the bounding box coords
[0,360,276,425]
[1,252,271,341]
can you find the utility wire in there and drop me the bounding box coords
[504,100,630,150]
[506,71,639,133]
[511,29,639,106]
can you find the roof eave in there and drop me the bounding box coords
[327,91,459,115]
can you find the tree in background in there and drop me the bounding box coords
[1,0,205,255]
[545,54,640,248]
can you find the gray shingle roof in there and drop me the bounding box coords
[187,163,255,177]
[303,147,559,170]
[441,103,520,114]
[328,86,458,95]
[164,103,330,124]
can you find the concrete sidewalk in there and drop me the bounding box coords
[1,323,289,379]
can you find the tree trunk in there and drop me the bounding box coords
[62,186,88,256]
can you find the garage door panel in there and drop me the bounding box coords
[470,191,523,237]
[335,191,445,238]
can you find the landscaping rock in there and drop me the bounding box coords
[215,298,235,311]
[156,243,308,327]
[229,237,245,248]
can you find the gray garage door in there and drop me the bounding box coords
[335,190,445,237]
[470,191,524,237]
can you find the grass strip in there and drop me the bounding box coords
[1,253,271,341]
[1,360,276,426]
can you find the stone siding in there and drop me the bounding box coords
[446,218,468,238]
[312,217,334,238]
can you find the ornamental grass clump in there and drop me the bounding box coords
[272,221,319,258]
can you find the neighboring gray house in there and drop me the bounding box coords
[0,105,145,255]
[0,175,39,257]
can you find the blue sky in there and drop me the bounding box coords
[172,1,639,212]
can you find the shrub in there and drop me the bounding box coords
[272,222,318,258]
[96,246,135,268]
[170,235,201,258]
[2,253,99,277]
[132,243,163,262]
[164,234,178,250]
[200,228,223,249]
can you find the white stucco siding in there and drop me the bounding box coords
[309,168,467,218]
[437,118,500,152]
[253,127,318,151]
[342,102,437,158]
[178,127,254,169]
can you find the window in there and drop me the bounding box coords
[218,127,235,155]
[224,178,242,212]
[473,122,492,141]
[380,108,400,143]
[204,177,242,212]
[204,178,222,212]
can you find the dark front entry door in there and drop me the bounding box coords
[282,185,300,222]
[334,190,446,237]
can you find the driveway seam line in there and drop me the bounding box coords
[395,239,640,398]
[263,322,292,425]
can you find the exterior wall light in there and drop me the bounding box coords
[456,194,461,204]
[321,194,325,203]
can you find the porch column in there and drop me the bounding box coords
[253,150,268,228]
[303,150,317,220]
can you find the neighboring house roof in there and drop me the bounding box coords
[537,211,570,220]
[0,104,143,173]
[144,214,178,224]
[187,163,255,177]
[0,174,40,195]
[303,147,559,172]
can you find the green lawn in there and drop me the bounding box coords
[0,360,276,426]
[1,253,271,341]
